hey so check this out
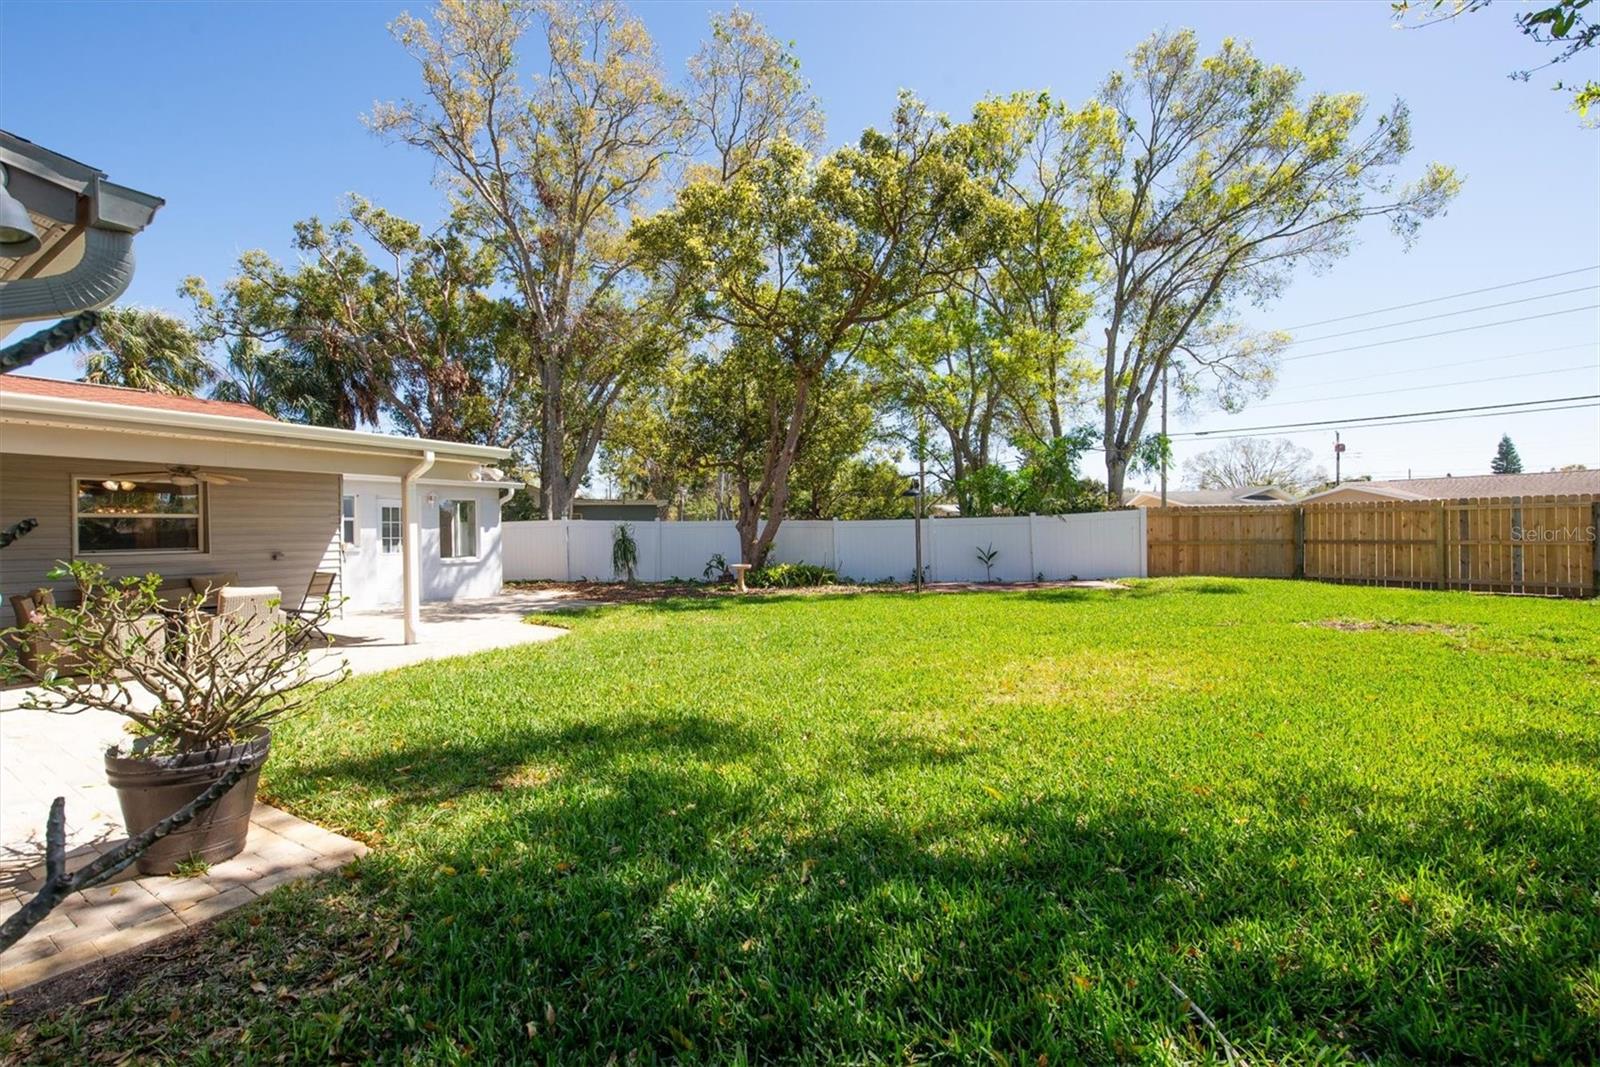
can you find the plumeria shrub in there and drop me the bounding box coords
[2,562,347,753]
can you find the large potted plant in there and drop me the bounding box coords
[2,562,347,875]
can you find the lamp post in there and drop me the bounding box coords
[903,413,928,592]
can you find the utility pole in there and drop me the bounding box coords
[1159,363,1169,507]
[1334,432,1345,486]
[914,412,926,592]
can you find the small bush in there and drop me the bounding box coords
[745,562,837,588]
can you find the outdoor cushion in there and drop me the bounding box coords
[189,573,239,608]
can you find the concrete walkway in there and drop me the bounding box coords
[0,591,568,995]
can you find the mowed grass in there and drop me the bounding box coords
[5,578,1599,1063]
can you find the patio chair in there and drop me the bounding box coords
[8,589,78,678]
[210,586,286,663]
[285,571,337,647]
[8,588,164,679]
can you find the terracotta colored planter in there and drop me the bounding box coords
[104,730,270,875]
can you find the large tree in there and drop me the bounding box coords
[369,0,689,516]
[686,7,825,183]
[869,93,1104,504]
[965,92,1104,449]
[187,200,531,446]
[868,288,1015,494]
[1183,436,1328,492]
[71,306,211,396]
[634,100,994,565]
[1085,30,1459,503]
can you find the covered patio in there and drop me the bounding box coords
[0,590,569,995]
[0,375,515,645]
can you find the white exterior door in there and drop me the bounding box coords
[340,490,405,610]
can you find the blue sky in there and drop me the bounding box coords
[3,0,1596,487]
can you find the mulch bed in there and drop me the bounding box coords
[1,920,219,1022]
[509,579,1125,605]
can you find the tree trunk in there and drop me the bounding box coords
[733,370,815,569]
[1104,456,1127,507]
[540,362,570,519]
[1102,317,1125,506]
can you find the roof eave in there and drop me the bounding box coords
[0,392,512,464]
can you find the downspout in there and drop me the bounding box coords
[401,450,435,645]
[0,228,136,320]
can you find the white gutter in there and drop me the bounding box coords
[0,392,511,465]
[401,450,435,646]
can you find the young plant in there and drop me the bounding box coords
[976,543,1000,582]
[703,552,729,582]
[744,562,838,589]
[612,523,640,582]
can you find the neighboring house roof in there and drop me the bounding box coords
[571,498,667,520]
[1124,485,1293,506]
[1302,469,1600,502]
[0,374,277,421]
[572,498,666,507]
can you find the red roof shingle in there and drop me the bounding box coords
[0,375,277,421]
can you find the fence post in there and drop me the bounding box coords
[563,519,573,582]
[654,518,664,582]
[1510,497,1523,592]
[831,517,841,574]
[1138,506,1149,578]
[1434,502,1447,592]
[1027,514,1038,581]
[1591,501,1599,598]
[1293,506,1306,580]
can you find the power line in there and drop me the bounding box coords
[1270,341,1596,391]
[1176,402,1600,443]
[1173,393,1600,438]
[1281,305,1600,362]
[1285,285,1598,345]
[1247,362,1597,409]
[1277,265,1600,331]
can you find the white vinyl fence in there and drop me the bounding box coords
[503,511,1147,584]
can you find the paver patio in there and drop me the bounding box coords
[0,592,570,995]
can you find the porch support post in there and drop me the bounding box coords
[401,450,436,645]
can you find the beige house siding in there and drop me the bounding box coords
[0,453,339,623]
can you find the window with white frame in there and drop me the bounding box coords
[439,499,478,559]
[341,495,358,546]
[75,478,205,554]
[379,503,403,554]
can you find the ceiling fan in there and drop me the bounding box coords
[103,465,249,489]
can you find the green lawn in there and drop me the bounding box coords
[5,579,1599,1063]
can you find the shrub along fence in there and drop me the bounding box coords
[1147,495,1600,598]
[503,511,1148,585]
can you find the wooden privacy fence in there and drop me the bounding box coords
[1147,495,1600,598]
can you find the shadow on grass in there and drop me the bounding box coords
[243,712,1600,1063]
[9,701,1598,1065]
